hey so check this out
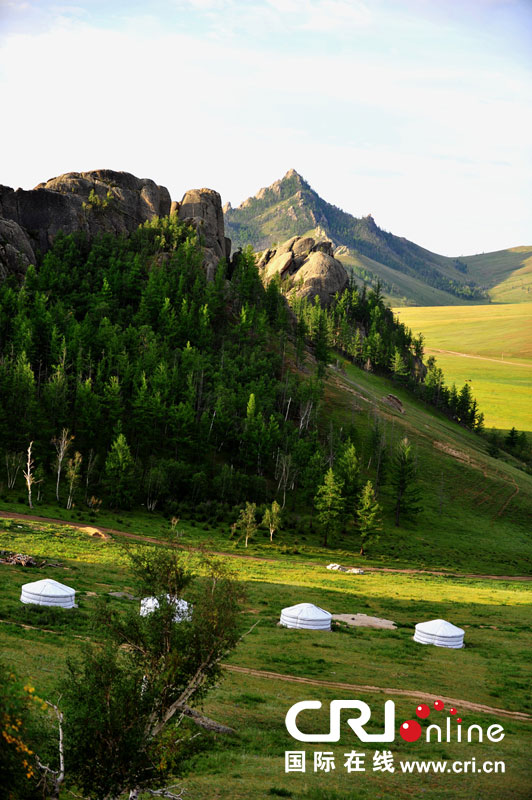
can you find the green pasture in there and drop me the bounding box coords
[460,247,532,304]
[0,520,531,800]
[337,250,473,308]
[1,341,531,797]
[393,303,532,431]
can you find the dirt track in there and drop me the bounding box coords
[223,664,532,722]
[426,347,532,369]
[1,510,531,582]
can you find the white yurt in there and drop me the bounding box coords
[20,578,76,608]
[140,595,192,622]
[413,618,465,649]
[280,602,332,631]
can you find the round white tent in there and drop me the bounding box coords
[140,595,192,622]
[20,578,76,608]
[414,618,465,649]
[280,602,332,631]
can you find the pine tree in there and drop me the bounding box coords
[295,315,307,367]
[505,427,519,448]
[313,309,329,378]
[457,382,474,426]
[370,420,388,489]
[356,480,382,555]
[104,434,136,509]
[391,348,409,382]
[314,468,344,547]
[352,328,363,364]
[390,437,422,526]
[336,440,360,510]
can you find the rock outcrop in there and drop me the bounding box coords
[0,169,171,277]
[177,188,230,281]
[0,217,35,280]
[0,170,232,284]
[257,235,348,305]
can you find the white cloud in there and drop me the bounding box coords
[173,0,372,34]
[298,0,371,31]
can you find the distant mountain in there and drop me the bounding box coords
[224,170,532,306]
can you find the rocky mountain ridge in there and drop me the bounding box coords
[0,170,230,282]
[0,168,346,300]
[224,170,491,305]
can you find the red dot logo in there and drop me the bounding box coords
[457,718,462,723]
[450,707,457,715]
[399,720,422,742]
[434,700,444,711]
[415,703,430,719]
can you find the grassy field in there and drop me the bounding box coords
[393,304,532,432]
[1,355,531,799]
[0,520,531,800]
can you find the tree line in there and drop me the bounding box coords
[0,216,484,524]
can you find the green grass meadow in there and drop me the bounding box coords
[1,354,531,799]
[0,520,531,800]
[393,303,532,432]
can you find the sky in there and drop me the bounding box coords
[0,0,530,255]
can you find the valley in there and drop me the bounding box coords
[394,304,532,433]
[224,170,532,308]
[0,168,530,800]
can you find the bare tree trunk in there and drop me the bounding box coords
[85,448,97,503]
[23,442,35,509]
[6,452,23,489]
[52,428,73,502]
[36,700,65,798]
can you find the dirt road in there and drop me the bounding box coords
[1,510,530,582]
[223,664,531,721]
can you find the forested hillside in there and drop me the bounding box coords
[0,214,482,520]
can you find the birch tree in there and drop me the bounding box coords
[5,452,23,490]
[52,428,74,502]
[65,451,82,510]
[262,500,281,542]
[23,442,38,509]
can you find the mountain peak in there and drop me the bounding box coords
[283,168,304,181]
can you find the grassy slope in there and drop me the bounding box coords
[1,345,531,575]
[459,247,532,304]
[393,304,532,432]
[329,246,532,308]
[337,250,477,307]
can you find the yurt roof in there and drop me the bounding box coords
[281,602,332,621]
[415,618,464,637]
[140,595,191,620]
[21,578,75,596]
